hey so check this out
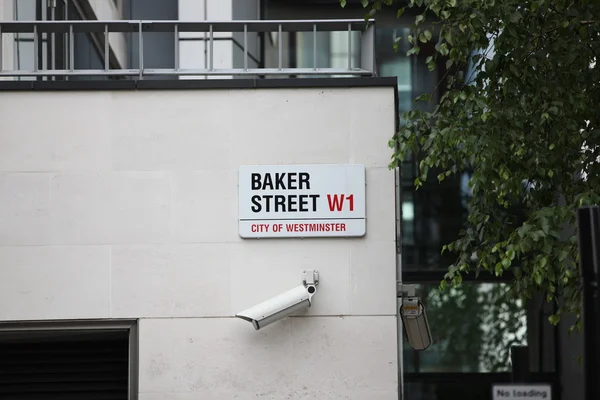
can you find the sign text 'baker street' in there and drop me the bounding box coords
[238,164,366,238]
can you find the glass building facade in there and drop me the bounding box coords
[373,13,528,391]
[263,2,534,399]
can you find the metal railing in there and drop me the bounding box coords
[0,19,376,79]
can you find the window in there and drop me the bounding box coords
[0,320,138,400]
[293,30,361,77]
[14,0,39,80]
[403,283,527,373]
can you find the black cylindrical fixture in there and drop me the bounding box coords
[511,345,530,383]
[577,206,600,400]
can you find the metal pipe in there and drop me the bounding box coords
[69,24,73,72]
[51,2,56,73]
[243,24,248,70]
[35,0,41,76]
[104,24,109,72]
[64,0,69,79]
[209,24,213,71]
[174,24,179,71]
[33,24,38,72]
[0,25,3,72]
[313,24,317,70]
[278,24,282,70]
[203,0,207,73]
[138,22,143,79]
[347,22,351,70]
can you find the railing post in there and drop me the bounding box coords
[243,24,248,71]
[0,24,3,72]
[104,24,109,72]
[50,0,56,74]
[174,24,179,71]
[138,21,143,79]
[33,24,38,73]
[313,23,317,71]
[347,22,352,70]
[69,23,74,75]
[209,24,214,71]
[278,24,282,71]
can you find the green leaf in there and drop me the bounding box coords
[416,14,424,24]
[407,46,420,56]
[549,314,560,325]
[397,7,405,18]
[495,262,503,276]
[507,249,515,260]
[438,42,449,56]
[361,0,369,7]
[340,0,347,7]
[509,64,519,76]
[509,11,522,23]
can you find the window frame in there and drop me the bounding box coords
[0,319,139,400]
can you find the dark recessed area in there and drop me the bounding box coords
[0,329,130,400]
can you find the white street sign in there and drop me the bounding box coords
[493,384,551,400]
[238,164,366,238]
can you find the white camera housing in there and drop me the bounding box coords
[235,270,319,330]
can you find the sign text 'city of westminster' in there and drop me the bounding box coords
[238,164,366,238]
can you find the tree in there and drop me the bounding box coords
[342,0,600,328]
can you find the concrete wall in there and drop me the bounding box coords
[0,85,398,399]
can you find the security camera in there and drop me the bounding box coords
[235,269,319,330]
[399,284,432,351]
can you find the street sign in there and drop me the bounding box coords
[492,384,551,400]
[238,164,366,238]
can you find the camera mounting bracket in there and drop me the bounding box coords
[302,269,319,287]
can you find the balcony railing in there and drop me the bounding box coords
[0,19,376,79]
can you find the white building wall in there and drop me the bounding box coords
[0,86,398,399]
